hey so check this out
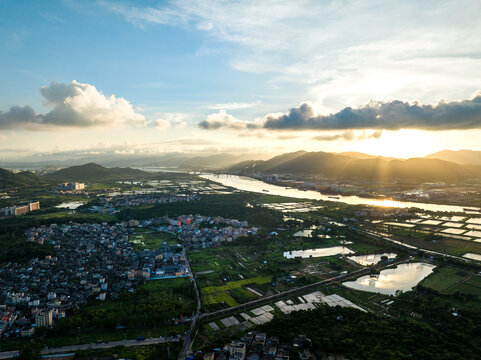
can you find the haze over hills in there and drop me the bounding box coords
[0,152,268,170]
[426,150,481,165]
[227,151,481,181]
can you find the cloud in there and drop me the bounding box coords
[313,130,382,142]
[199,110,259,130]
[199,93,481,132]
[101,0,481,111]
[313,131,355,141]
[0,81,145,130]
[205,101,260,110]
[263,95,481,131]
[153,119,171,129]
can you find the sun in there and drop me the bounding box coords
[355,130,437,158]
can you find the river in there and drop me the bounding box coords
[200,174,476,213]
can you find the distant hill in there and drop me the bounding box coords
[426,150,481,165]
[227,151,481,181]
[338,152,397,161]
[176,153,267,169]
[0,168,46,189]
[45,163,148,181]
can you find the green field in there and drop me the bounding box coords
[445,274,481,296]
[201,276,271,307]
[131,231,179,250]
[420,267,469,292]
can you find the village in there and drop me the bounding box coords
[0,212,257,340]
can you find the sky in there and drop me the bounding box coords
[1,0,481,163]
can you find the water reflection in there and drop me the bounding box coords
[342,262,435,295]
[201,174,476,213]
[284,246,354,259]
[348,253,397,266]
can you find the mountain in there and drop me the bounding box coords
[426,150,481,165]
[45,163,148,181]
[338,152,397,161]
[0,152,269,169]
[0,168,46,189]
[227,151,481,181]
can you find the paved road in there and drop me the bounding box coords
[0,337,179,359]
[178,247,202,360]
[362,229,473,262]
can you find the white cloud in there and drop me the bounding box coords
[0,80,145,130]
[199,110,246,130]
[102,0,481,108]
[153,119,171,129]
[205,101,260,110]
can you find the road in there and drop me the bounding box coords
[0,337,179,359]
[361,229,474,262]
[1,234,435,360]
[178,247,202,360]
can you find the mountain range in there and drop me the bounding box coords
[227,150,481,181]
[426,150,481,165]
[1,150,480,187]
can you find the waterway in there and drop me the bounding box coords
[201,174,475,213]
[342,262,435,295]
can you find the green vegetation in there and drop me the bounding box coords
[131,231,179,250]
[201,276,271,307]
[119,193,284,229]
[44,278,195,347]
[0,168,48,190]
[255,302,480,359]
[420,267,470,293]
[74,343,181,360]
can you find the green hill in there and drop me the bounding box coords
[0,168,46,189]
[45,163,149,181]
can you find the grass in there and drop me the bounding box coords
[201,276,271,306]
[131,231,179,250]
[420,267,468,292]
[445,275,481,296]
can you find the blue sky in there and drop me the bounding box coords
[1,0,481,161]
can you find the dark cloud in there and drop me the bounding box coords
[199,94,481,131]
[263,95,481,130]
[0,105,39,129]
[0,81,145,130]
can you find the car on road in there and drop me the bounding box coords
[136,337,146,341]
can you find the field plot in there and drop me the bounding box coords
[130,231,179,250]
[201,276,271,307]
[445,275,481,296]
[420,267,469,293]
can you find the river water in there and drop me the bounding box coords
[201,174,475,213]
